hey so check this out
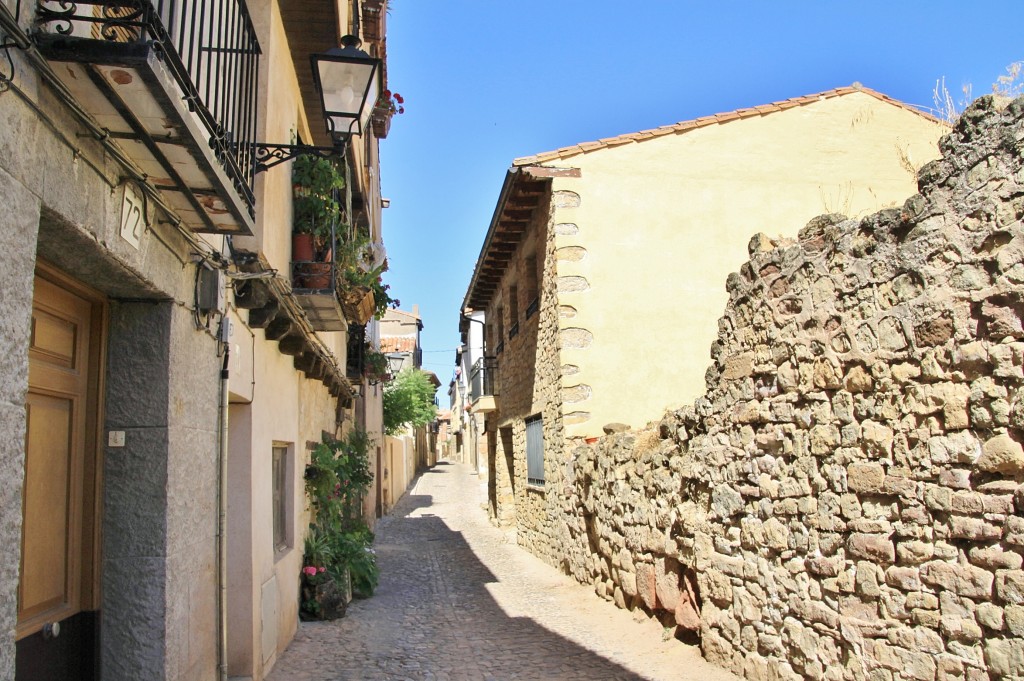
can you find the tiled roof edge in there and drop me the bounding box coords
[511,85,945,166]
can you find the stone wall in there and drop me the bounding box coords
[482,180,577,566]
[545,95,1024,681]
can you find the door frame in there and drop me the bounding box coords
[18,261,107,638]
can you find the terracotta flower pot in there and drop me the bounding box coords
[296,262,332,290]
[292,233,314,262]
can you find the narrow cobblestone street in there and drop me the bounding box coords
[266,460,740,680]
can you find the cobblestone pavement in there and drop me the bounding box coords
[266,459,740,681]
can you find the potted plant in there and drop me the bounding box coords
[336,237,399,322]
[363,348,389,382]
[371,89,404,139]
[299,431,379,620]
[292,155,345,288]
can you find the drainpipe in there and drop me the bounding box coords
[217,337,231,681]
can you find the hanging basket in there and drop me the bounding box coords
[340,286,375,325]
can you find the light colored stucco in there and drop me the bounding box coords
[546,91,946,437]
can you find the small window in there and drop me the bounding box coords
[526,416,544,486]
[525,255,539,318]
[495,306,505,354]
[509,284,518,322]
[272,445,290,553]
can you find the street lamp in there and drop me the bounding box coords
[386,353,405,378]
[311,35,380,142]
[254,35,381,172]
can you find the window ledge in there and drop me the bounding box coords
[274,544,293,563]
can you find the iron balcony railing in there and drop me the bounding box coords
[37,0,262,213]
[469,357,497,401]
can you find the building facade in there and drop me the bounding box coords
[0,0,396,679]
[461,87,947,558]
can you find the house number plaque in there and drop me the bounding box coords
[119,183,147,249]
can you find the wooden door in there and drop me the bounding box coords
[16,269,103,681]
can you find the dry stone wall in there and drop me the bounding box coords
[551,96,1024,681]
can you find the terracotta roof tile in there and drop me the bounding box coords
[379,337,416,353]
[511,85,944,167]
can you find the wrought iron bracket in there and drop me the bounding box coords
[253,142,345,173]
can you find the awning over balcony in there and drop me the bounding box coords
[35,0,260,235]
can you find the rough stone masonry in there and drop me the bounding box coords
[543,95,1024,681]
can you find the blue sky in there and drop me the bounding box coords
[377,1,1021,382]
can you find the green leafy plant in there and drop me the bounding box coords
[383,369,438,435]
[363,348,390,381]
[292,155,346,258]
[300,430,379,617]
[336,234,400,318]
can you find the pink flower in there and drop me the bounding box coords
[303,566,318,577]
[318,566,326,573]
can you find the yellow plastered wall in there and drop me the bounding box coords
[548,92,946,438]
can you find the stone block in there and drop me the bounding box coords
[675,594,701,631]
[982,493,1015,514]
[810,425,841,456]
[948,516,1002,541]
[654,556,680,611]
[848,533,895,563]
[976,602,1005,631]
[920,561,993,599]
[711,485,744,518]
[984,637,1024,678]
[925,485,952,511]
[996,570,1024,604]
[887,624,944,654]
[807,556,843,577]
[927,431,981,465]
[101,556,167,680]
[702,570,733,605]
[619,570,638,599]
[636,561,657,611]
[940,614,983,642]
[885,566,922,591]
[103,427,170,560]
[1006,604,1024,636]
[844,364,874,393]
[969,546,1023,571]
[940,468,972,490]
[848,462,885,492]
[0,166,40,408]
[906,592,938,610]
[977,434,1024,475]
[106,302,173,428]
[762,518,789,551]
[856,561,881,597]
[870,640,937,680]
[882,475,918,497]
[722,352,755,380]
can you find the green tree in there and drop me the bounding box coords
[382,369,437,435]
